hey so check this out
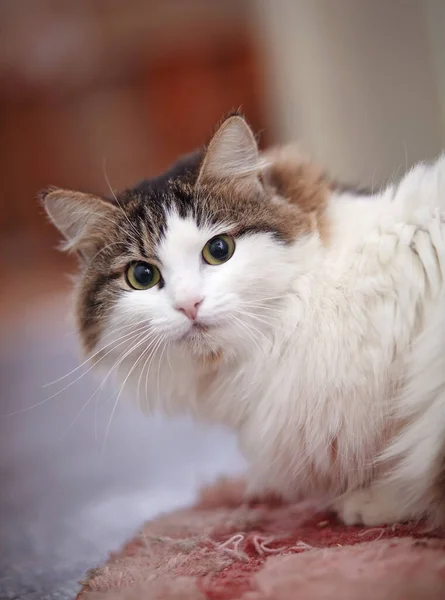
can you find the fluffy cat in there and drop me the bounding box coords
[42,114,445,526]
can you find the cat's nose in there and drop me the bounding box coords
[175,298,203,321]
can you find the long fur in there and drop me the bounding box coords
[43,116,445,526]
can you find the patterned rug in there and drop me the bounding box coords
[77,478,445,599]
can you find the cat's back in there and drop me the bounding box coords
[390,154,445,215]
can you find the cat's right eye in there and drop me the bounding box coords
[126,261,161,290]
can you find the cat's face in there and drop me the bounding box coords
[43,116,326,362]
[108,208,297,359]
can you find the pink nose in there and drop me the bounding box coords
[175,298,203,321]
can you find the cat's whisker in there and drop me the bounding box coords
[165,340,173,373]
[240,300,282,312]
[133,331,167,407]
[138,334,165,407]
[87,241,129,266]
[143,334,167,408]
[233,309,274,339]
[234,312,274,334]
[232,315,262,346]
[237,308,281,327]
[38,327,149,399]
[242,322,273,356]
[240,301,280,312]
[156,335,169,401]
[231,314,269,357]
[136,333,166,406]
[242,295,286,305]
[60,378,110,440]
[136,342,154,407]
[43,320,148,387]
[92,328,155,430]
[102,331,165,453]
[102,158,142,244]
[0,328,150,418]
[238,308,281,323]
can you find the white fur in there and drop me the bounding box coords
[99,155,445,525]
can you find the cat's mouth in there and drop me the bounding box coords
[189,322,210,334]
[192,322,209,331]
[180,321,210,341]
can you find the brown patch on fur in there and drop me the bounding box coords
[198,349,224,368]
[196,357,223,399]
[330,436,339,466]
[189,345,223,374]
[196,115,330,245]
[193,177,315,244]
[76,270,118,354]
[264,146,331,244]
[71,210,148,355]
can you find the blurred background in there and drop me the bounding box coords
[0,1,444,598]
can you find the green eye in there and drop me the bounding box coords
[126,261,161,290]
[202,235,235,265]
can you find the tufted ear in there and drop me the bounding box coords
[41,187,120,259]
[197,115,263,190]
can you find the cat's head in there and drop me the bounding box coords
[42,115,328,364]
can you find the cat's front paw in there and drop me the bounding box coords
[334,488,405,526]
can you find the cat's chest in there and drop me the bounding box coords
[194,301,399,494]
[229,348,394,495]
[205,322,392,430]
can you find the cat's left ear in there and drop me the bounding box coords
[197,115,263,192]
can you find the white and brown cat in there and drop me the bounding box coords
[43,114,445,526]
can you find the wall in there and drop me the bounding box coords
[252,0,444,186]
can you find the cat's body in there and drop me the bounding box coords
[43,115,445,526]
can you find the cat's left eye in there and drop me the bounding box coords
[202,235,235,265]
[126,261,161,290]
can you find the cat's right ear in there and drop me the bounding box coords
[40,187,119,258]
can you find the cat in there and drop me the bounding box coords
[42,113,445,527]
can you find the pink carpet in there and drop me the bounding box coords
[77,479,445,599]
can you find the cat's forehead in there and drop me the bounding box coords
[161,211,217,244]
[115,184,228,262]
[157,211,222,265]
[120,183,206,240]
[116,180,298,264]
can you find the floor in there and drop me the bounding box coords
[0,242,244,599]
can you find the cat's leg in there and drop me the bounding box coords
[335,393,445,527]
[335,213,445,527]
[334,484,414,526]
